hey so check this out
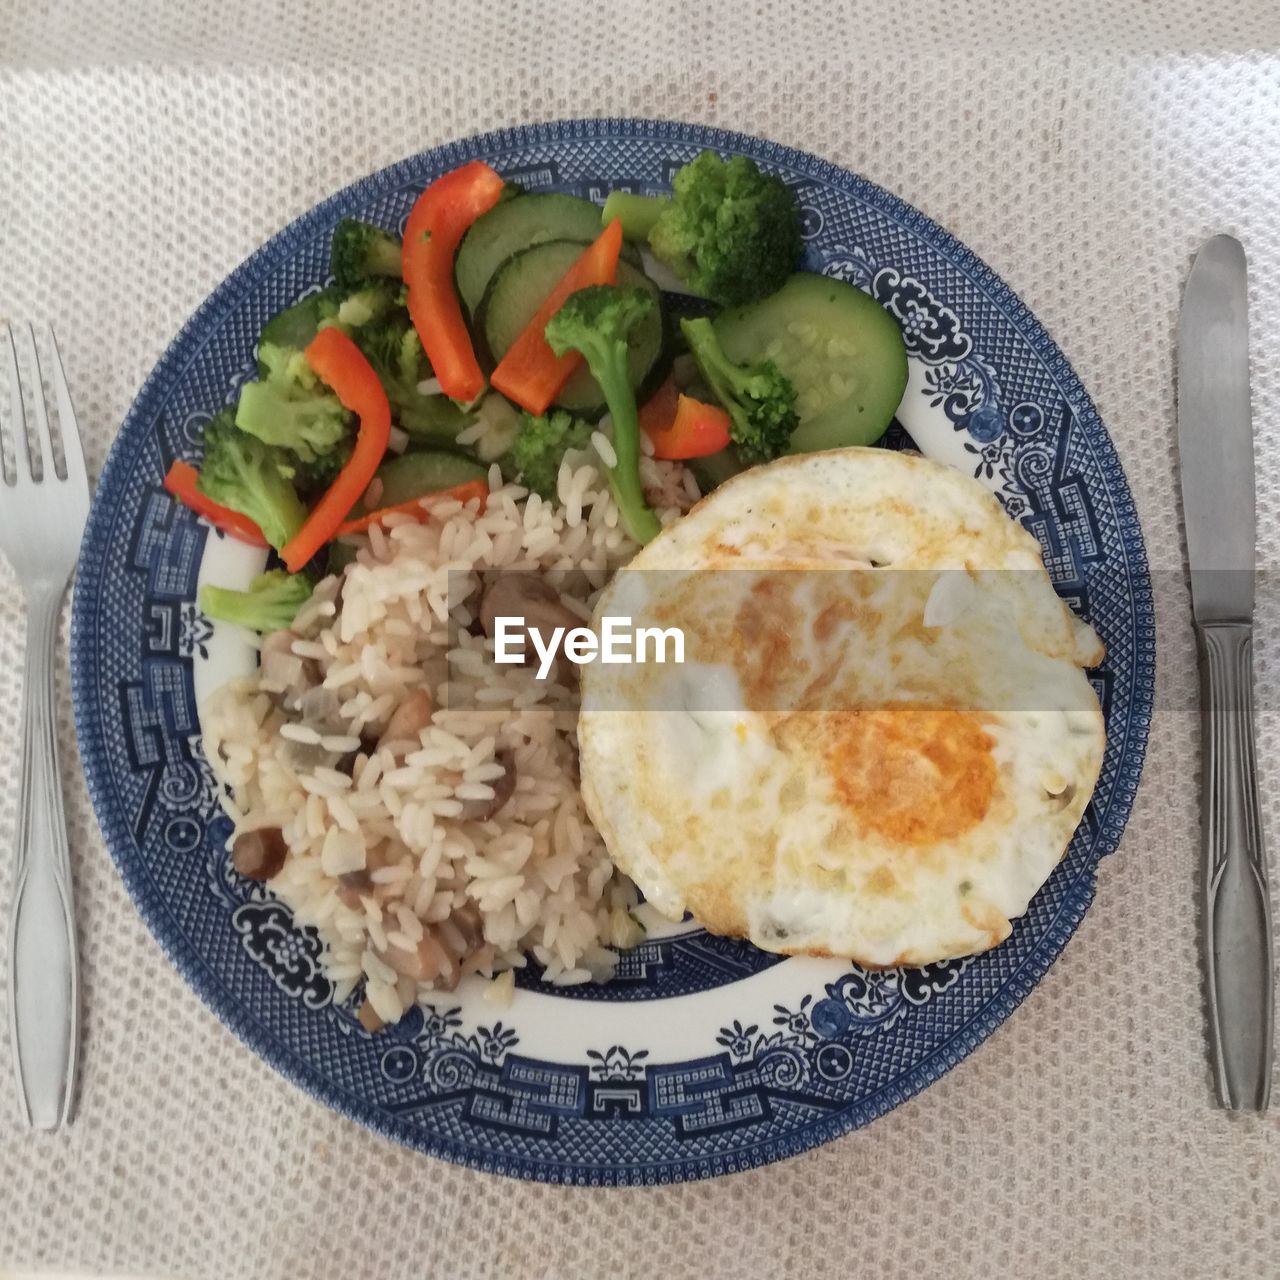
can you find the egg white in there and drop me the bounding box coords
[579,448,1106,968]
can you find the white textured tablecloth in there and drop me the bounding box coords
[2,3,1279,1276]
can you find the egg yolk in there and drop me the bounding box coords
[825,705,996,846]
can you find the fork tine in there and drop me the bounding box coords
[20,325,51,482]
[2,323,27,483]
[46,328,86,490]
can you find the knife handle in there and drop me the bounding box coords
[1196,621,1274,1110]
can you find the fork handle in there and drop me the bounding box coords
[1197,621,1273,1111]
[7,593,78,1128]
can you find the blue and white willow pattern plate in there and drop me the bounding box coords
[70,119,1154,1184]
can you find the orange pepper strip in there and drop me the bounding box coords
[280,328,391,572]
[403,160,507,402]
[490,219,624,414]
[163,460,269,547]
[335,479,489,537]
[642,390,733,460]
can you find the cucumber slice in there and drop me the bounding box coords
[328,541,357,574]
[397,396,473,447]
[258,286,342,361]
[371,451,488,507]
[687,446,746,494]
[456,193,640,316]
[713,273,908,451]
[478,240,669,419]
[331,451,488,575]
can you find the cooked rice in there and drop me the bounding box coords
[203,457,697,1025]
[591,430,618,469]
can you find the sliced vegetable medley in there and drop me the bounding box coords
[166,150,911,632]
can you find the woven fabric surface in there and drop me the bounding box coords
[1,2,1278,1277]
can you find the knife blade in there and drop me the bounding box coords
[1179,236,1256,621]
[1177,234,1273,1111]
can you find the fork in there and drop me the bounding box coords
[1,323,89,1129]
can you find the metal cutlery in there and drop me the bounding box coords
[1177,234,1273,1111]
[0,323,89,1129]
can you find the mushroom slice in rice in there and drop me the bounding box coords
[377,688,434,755]
[457,749,517,821]
[337,842,389,907]
[478,575,582,651]
[357,999,384,1033]
[371,901,494,1012]
[231,827,288,881]
[382,930,456,983]
[450,902,485,951]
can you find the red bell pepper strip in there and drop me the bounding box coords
[335,479,489,537]
[280,328,391,572]
[641,389,732,460]
[490,219,624,414]
[163,460,268,547]
[402,160,507,402]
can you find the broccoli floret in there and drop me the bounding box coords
[351,308,471,444]
[543,285,661,544]
[235,379,350,463]
[509,410,594,499]
[243,281,399,465]
[199,569,313,634]
[353,309,423,397]
[243,294,397,462]
[679,317,798,463]
[328,282,397,330]
[257,342,321,393]
[330,218,403,288]
[284,436,354,499]
[197,413,307,551]
[605,152,801,306]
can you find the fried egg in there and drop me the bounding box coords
[578,448,1106,967]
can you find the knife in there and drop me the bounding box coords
[1177,234,1273,1111]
